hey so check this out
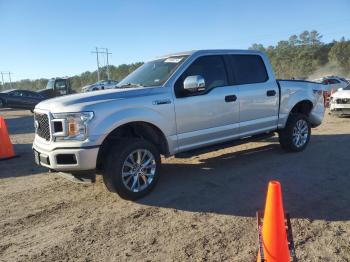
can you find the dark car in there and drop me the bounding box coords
[0,89,46,111]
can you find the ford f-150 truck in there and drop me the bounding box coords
[32,50,325,200]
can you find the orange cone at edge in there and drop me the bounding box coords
[257,181,290,262]
[0,116,15,160]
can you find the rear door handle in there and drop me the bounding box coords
[267,90,276,96]
[225,95,237,102]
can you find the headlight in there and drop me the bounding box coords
[52,112,94,141]
[330,97,337,104]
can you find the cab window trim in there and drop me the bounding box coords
[229,54,269,86]
[174,54,230,98]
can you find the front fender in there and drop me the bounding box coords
[89,106,176,147]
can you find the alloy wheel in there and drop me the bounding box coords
[292,119,309,148]
[121,149,156,192]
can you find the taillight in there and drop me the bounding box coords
[323,91,329,107]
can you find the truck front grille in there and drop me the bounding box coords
[34,113,51,141]
[336,98,350,104]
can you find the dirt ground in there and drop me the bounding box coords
[0,108,349,262]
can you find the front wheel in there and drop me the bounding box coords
[102,139,161,200]
[278,114,311,152]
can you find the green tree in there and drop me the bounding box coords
[249,30,344,79]
[329,39,350,71]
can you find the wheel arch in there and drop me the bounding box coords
[96,121,169,171]
[279,99,314,128]
[289,100,313,116]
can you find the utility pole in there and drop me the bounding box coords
[8,72,12,88]
[0,72,4,89]
[91,47,101,81]
[102,48,112,80]
[0,71,13,90]
[91,47,112,81]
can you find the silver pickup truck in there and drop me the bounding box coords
[33,50,325,199]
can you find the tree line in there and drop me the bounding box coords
[0,62,143,92]
[1,30,349,92]
[249,30,350,79]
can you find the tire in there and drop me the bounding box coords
[278,113,311,152]
[102,139,161,200]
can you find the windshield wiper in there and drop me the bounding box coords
[118,83,143,88]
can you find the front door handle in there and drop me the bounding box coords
[152,99,171,105]
[225,95,237,102]
[267,90,276,96]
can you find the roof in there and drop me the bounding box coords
[50,77,70,80]
[0,89,17,93]
[155,49,263,60]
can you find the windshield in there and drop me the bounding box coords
[55,79,67,90]
[117,56,188,88]
[46,79,55,89]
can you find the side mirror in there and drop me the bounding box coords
[183,75,205,93]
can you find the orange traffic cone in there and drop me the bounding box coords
[0,116,16,160]
[257,181,294,262]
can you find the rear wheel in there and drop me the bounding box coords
[102,139,161,200]
[279,114,311,152]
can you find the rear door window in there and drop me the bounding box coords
[328,79,340,84]
[229,55,268,85]
[10,91,22,96]
[23,91,41,98]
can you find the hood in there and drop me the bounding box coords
[331,90,350,99]
[35,87,156,113]
[81,85,92,90]
[37,88,49,93]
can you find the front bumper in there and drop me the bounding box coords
[330,103,350,115]
[330,108,350,115]
[33,142,99,172]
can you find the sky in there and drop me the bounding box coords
[0,0,349,81]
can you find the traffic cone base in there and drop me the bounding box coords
[0,116,16,160]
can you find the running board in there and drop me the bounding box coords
[175,132,276,158]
